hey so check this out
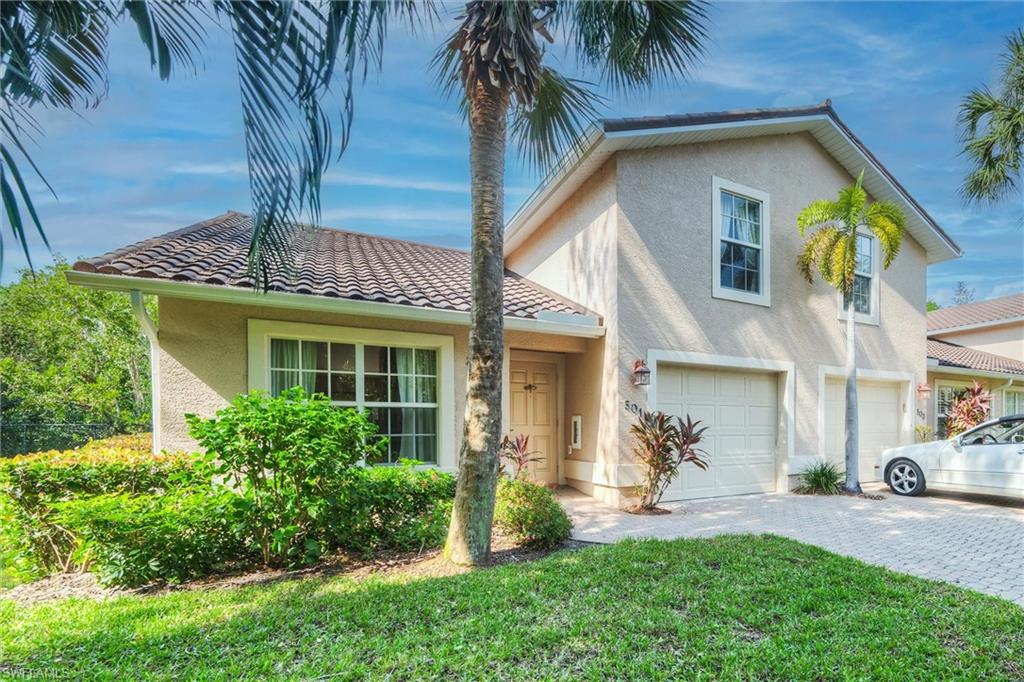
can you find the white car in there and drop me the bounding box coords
[877,415,1024,499]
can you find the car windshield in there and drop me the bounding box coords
[960,417,1024,445]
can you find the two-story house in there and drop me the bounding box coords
[68,103,964,507]
[925,294,1024,439]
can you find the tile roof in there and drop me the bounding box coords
[72,212,597,322]
[927,338,1024,376]
[927,294,1024,331]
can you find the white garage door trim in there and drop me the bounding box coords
[816,365,915,472]
[647,350,795,494]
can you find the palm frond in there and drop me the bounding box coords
[796,199,839,236]
[796,225,839,283]
[865,200,905,268]
[817,227,845,286]
[827,232,856,293]
[836,170,867,227]
[564,0,709,90]
[212,0,419,288]
[958,28,1024,204]
[122,0,207,80]
[509,67,604,172]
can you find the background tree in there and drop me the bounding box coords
[959,28,1023,205]
[926,300,941,312]
[2,0,710,566]
[796,171,906,493]
[0,263,154,454]
[952,281,975,306]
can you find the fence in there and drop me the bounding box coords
[0,423,121,457]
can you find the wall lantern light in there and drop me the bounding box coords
[633,360,651,386]
[916,383,932,401]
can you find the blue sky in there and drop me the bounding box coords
[6,1,1022,305]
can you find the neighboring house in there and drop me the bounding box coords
[68,102,964,507]
[925,294,1024,439]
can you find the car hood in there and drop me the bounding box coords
[879,440,949,465]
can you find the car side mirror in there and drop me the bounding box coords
[952,436,963,450]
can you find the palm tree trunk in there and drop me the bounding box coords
[443,80,510,566]
[844,295,862,494]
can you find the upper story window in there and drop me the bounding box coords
[712,177,771,307]
[839,230,879,325]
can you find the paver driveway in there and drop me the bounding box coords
[560,485,1024,605]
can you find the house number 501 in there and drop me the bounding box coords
[624,400,644,415]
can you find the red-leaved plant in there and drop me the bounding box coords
[630,409,709,510]
[499,433,542,481]
[946,381,991,437]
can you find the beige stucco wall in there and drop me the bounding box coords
[508,132,929,505]
[505,161,626,504]
[931,322,1024,362]
[158,296,587,460]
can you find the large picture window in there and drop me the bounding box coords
[269,338,438,464]
[712,177,771,306]
[249,319,454,467]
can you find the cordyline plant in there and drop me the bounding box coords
[630,409,709,510]
[499,433,542,481]
[946,381,991,437]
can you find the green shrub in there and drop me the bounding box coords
[186,388,386,567]
[493,478,572,550]
[794,460,845,495]
[53,487,244,587]
[330,465,456,553]
[0,437,200,573]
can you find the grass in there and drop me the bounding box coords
[2,535,1021,681]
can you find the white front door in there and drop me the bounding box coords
[825,378,901,482]
[656,365,779,501]
[509,360,559,485]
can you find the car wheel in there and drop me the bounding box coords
[887,459,925,496]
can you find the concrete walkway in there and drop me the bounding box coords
[559,485,1024,605]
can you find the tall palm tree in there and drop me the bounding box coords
[796,171,906,494]
[959,28,1023,205]
[2,0,710,566]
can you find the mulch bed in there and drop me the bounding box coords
[624,505,672,515]
[3,530,588,606]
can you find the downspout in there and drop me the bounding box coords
[998,377,1015,416]
[130,291,161,454]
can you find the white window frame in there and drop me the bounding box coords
[247,319,456,471]
[837,228,880,326]
[711,176,771,307]
[1003,387,1024,417]
[934,379,972,439]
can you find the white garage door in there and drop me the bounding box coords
[656,365,779,501]
[824,378,901,482]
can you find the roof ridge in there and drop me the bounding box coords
[601,101,832,132]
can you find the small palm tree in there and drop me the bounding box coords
[959,28,1023,204]
[796,171,906,493]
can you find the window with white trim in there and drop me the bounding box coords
[712,177,770,306]
[1004,388,1024,417]
[936,382,969,439]
[844,233,874,316]
[268,338,439,464]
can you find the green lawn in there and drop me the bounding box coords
[2,535,1021,681]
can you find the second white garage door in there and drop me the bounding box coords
[824,378,901,483]
[656,365,779,501]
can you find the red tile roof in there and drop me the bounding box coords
[927,338,1024,376]
[72,212,597,321]
[927,294,1024,331]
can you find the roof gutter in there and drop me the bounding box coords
[67,270,605,340]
